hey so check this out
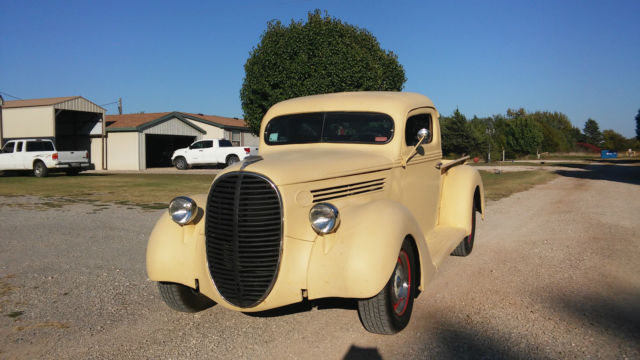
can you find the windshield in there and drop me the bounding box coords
[264,112,394,145]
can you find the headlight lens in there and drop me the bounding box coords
[309,203,340,235]
[168,196,198,225]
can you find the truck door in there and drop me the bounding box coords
[14,141,27,169]
[216,139,234,164]
[0,141,18,169]
[399,109,442,234]
[188,140,213,164]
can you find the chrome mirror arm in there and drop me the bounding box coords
[402,128,430,168]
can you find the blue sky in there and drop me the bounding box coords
[1,0,638,137]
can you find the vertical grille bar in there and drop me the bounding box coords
[205,172,282,308]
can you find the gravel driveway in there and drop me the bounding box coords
[1,164,638,359]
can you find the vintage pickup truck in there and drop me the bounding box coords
[147,92,484,334]
[0,138,92,177]
[171,139,258,169]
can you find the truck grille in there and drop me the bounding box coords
[205,172,282,308]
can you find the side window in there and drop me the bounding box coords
[2,142,15,153]
[405,113,432,146]
[202,140,213,148]
[16,142,23,152]
[219,139,233,147]
[26,141,54,151]
[191,141,204,149]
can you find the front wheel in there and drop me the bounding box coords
[357,238,416,334]
[174,157,188,170]
[33,161,49,178]
[157,282,215,313]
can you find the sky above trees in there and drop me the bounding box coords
[1,0,638,137]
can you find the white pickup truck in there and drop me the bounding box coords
[171,139,258,169]
[0,139,92,177]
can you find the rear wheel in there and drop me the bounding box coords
[225,155,240,167]
[357,238,416,334]
[451,202,477,257]
[33,161,48,178]
[157,282,215,313]
[174,157,188,170]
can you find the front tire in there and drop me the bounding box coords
[174,157,188,170]
[157,282,215,313]
[33,161,49,178]
[357,238,416,334]
[451,202,477,257]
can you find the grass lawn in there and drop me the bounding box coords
[0,169,559,209]
[0,173,215,209]
[480,170,558,201]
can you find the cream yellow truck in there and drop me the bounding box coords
[147,92,485,334]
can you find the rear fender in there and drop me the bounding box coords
[306,199,436,300]
[438,165,485,234]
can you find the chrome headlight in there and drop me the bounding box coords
[309,202,340,235]
[168,196,198,225]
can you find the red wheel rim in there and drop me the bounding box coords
[391,250,411,316]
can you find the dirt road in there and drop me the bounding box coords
[1,164,638,359]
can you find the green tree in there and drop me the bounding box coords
[602,129,633,151]
[583,118,603,146]
[241,10,406,134]
[505,118,544,155]
[440,109,472,156]
[636,109,640,140]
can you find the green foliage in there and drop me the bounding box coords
[602,129,633,151]
[583,118,603,146]
[636,109,640,141]
[440,109,472,156]
[241,10,406,135]
[506,117,544,155]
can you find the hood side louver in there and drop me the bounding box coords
[311,178,385,202]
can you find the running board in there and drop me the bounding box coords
[425,226,467,268]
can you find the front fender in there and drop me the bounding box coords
[438,165,485,233]
[306,199,436,300]
[145,194,208,289]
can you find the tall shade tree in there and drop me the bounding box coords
[505,118,544,155]
[635,109,640,140]
[440,109,472,156]
[583,118,604,146]
[602,129,631,151]
[241,10,406,135]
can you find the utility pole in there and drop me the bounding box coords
[118,98,122,115]
[486,127,494,163]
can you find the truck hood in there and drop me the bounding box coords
[235,148,395,186]
[172,148,187,158]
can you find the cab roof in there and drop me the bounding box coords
[262,92,438,126]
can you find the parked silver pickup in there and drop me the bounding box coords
[0,139,93,177]
[171,139,259,169]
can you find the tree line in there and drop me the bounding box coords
[440,108,640,159]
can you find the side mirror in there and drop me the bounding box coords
[417,128,430,144]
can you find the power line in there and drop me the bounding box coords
[100,101,119,106]
[0,91,22,100]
